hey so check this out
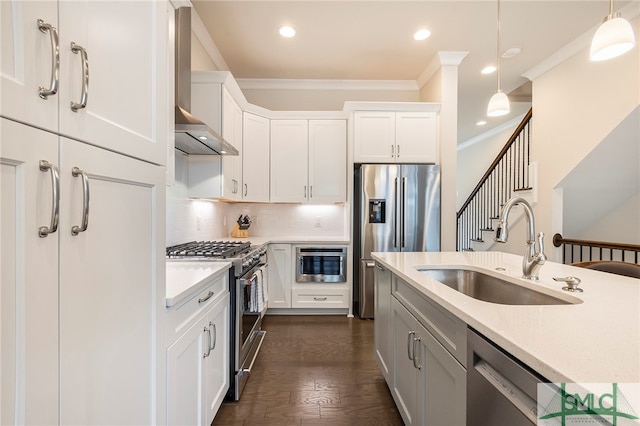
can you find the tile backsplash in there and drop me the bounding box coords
[167,152,349,245]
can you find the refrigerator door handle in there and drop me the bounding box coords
[401,177,407,248]
[393,177,399,248]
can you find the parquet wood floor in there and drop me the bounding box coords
[213,315,404,425]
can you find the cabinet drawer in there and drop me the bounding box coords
[291,288,349,308]
[393,277,467,367]
[167,274,229,345]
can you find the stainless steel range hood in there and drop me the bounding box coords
[174,7,238,155]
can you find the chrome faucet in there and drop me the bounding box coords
[494,196,547,280]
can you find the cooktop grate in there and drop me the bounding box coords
[166,240,251,259]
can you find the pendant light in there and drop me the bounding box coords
[590,0,636,61]
[487,0,510,117]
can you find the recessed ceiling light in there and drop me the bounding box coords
[279,26,296,38]
[413,29,431,41]
[476,120,487,126]
[198,136,208,140]
[481,66,496,75]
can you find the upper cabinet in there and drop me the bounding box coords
[221,87,243,200]
[270,119,346,204]
[353,111,437,164]
[242,112,270,202]
[1,0,169,165]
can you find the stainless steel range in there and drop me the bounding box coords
[166,240,268,401]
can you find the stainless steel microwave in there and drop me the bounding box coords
[296,247,347,283]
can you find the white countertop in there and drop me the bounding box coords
[371,251,640,385]
[166,261,231,307]
[227,236,350,246]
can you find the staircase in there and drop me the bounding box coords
[456,108,533,252]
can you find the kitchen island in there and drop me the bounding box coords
[372,251,640,385]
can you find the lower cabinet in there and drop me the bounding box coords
[291,286,349,308]
[391,298,466,426]
[167,276,230,426]
[374,262,392,382]
[267,243,292,308]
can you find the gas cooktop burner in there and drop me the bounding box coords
[166,240,251,259]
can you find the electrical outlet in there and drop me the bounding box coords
[197,216,201,230]
[315,216,322,228]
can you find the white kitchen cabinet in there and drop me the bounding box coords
[270,119,346,203]
[1,118,59,426]
[58,137,166,425]
[291,287,350,309]
[374,262,393,383]
[1,0,169,166]
[390,295,466,426]
[267,244,292,308]
[221,87,243,200]
[167,285,230,426]
[353,111,437,164]
[242,112,270,202]
[0,118,166,425]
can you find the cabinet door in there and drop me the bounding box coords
[1,119,59,426]
[58,138,165,425]
[57,0,168,165]
[270,120,308,202]
[167,317,207,426]
[1,1,59,132]
[374,263,392,382]
[267,244,292,308]
[221,86,242,200]
[353,111,395,163]
[391,298,420,426]
[418,330,466,426]
[395,112,437,163]
[204,293,230,425]
[308,119,346,203]
[242,112,270,202]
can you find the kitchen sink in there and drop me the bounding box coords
[419,268,575,305]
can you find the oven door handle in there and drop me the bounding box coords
[240,263,268,285]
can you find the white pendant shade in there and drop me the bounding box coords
[590,15,636,61]
[487,90,510,117]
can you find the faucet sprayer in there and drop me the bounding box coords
[494,196,547,280]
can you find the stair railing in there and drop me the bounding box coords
[552,233,640,264]
[456,108,533,251]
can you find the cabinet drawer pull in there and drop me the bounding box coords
[70,42,89,111]
[38,160,60,237]
[37,19,59,99]
[313,297,327,301]
[391,144,395,157]
[203,326,212,358]
[71,167,90,235]
[412,336,422,370]
[244,183,248,197]
[309,186,313,198]
[198,291,214,303]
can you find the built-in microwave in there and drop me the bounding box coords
[296,247,347,283]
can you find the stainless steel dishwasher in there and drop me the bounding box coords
[467,328,549,426]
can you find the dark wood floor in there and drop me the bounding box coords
[213,315,404,425]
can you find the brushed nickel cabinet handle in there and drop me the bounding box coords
[71,167,89,235]
[313,297,327,301]
[37,19,59,99]
[407,331,415,360]
[198,291,214,303]
[412,336,421,369]
[203,326,211,358]
[210,322,217,351]
[391,145,395,157]
[244,183,248,197]
[38,160,60,237]
[70,42,89,111]
[310,186,313,198]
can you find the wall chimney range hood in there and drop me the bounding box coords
[174,7,238,155]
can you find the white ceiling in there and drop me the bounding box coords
[192,0,638,142]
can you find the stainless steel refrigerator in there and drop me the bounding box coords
[354,164,441,318]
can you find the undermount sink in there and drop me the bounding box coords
[419,268,575,305]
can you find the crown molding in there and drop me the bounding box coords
[417,51,469,89]
[236,78,418,92]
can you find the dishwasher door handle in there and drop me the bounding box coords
[474,359,538,424]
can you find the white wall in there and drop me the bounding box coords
[166,152,228,246]
[578,193,640,244]
[493,19,639,261]
[456,121,521,210]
